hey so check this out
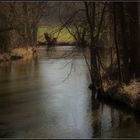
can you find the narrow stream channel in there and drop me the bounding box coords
[0,46,140,138]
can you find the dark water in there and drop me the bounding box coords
[0,46,140,138]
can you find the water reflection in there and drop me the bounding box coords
[0,47,93,138]
[0,47,140,138]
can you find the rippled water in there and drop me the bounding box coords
[0,46,140,138]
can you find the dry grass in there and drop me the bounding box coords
[102,78,140,110]
[11,47,34,57]
[0,47,37,63]
[121,80,140,100]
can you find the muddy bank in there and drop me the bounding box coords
[96,80,140,112]
[0,47,38,63]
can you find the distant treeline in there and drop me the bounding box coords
[0,2,46,53]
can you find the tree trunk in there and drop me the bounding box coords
[118,2,130,83]
[84,2,101,92]
[127,2,140,78]
[113,3,123,83]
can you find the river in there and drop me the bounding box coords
[0,46,140,138]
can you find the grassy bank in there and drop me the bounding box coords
[37,26,74,43]
[97,80,140,111]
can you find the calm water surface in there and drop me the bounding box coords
[0,46,140,138]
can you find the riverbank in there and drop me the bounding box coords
[97,79,140,112]
[46,46,89,59]
[0,47,38,64]
[37,41,77,46]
